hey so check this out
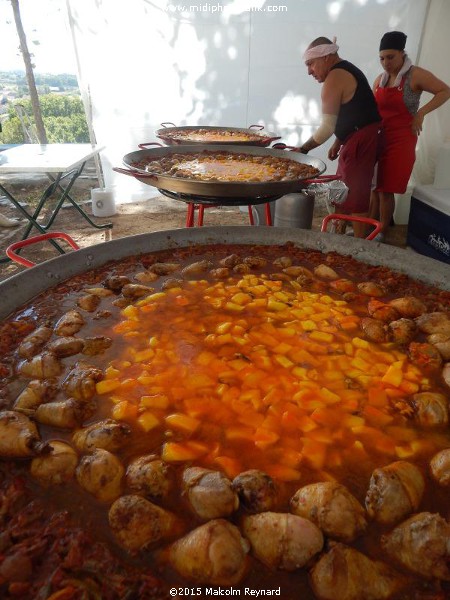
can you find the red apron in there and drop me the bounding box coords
[375,77,417,194]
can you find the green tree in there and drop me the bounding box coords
[0,95,90,144]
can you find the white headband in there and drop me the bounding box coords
[303,40,339,62]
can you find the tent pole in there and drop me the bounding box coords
[416,0,432,64]
[65,0,104,188]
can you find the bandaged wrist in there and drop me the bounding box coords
[312,114,337,144]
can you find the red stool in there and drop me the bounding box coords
[185,202,273,227]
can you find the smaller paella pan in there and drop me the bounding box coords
[154,122,282,146]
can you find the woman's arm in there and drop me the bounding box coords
[373,74,382,94]
[410,67,450,134]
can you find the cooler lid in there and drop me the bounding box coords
[412,184,450,216]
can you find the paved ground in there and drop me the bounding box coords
[0,175,407,283]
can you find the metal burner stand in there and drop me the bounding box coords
[158,188,282,227]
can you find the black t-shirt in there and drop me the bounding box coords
[330,60,381,141]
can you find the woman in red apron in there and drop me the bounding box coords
[370,31,450,241]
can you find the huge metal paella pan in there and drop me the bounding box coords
[114,144,328,200]
[0,227,449,599]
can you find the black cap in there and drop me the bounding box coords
[379,31,407,51]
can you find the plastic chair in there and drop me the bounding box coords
[321,214,382,240]
[6,232,80,268]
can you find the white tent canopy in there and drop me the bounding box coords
[65,0,450,204]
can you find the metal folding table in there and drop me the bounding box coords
[0,143,112,263]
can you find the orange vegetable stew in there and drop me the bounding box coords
[0,243,449,599]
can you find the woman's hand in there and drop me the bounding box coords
[411,111,425,135]
[328,139,341,161]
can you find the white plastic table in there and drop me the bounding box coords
[0,144,111,262]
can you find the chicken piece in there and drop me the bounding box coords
[109,494,181,553]
[134,270,159,284]
[232,470,277,513]
[273,256,292,268]
[430,449,450,487]
[34,398,96,429]
[243,256,267,269]
[269,272,291,282]
[388,318,417,344]
[14,379,58,410]
[54,310,85,336]
[444,363,450,389]
[415,311,450,336]
[290,482,367,543]
[0,410,44,457]
[361,318,387,343]
[210,267,230,279]
[18,325,52,359]
[17,352,62,379]
[47,336,84,358]
[77,294,101,312]
[367,299,399,323]
[168,519,249,585]
[382,512,450,580]
[314,264,339,280]
[428,333,450,361]
[0,551,33,584]
[365,461,425,526]
[411,392,448,428]
[357,282,385,297]
[81,336,112,356]
[83,287,114,297]
[160,278,183,291]
[104,275,131,292]
[148,262,180,275]
[389,297,427,318]
[112,298,132,308]
[62,361,103,401]
[242,511,323,571]
[283,265,314,278]
[30,440,78,485]
[76,448,124,503]
[183,467,239,519]
[409,342,443,370]
[126,454,173,499]
[329,278,356,294]
[182,260,214,276]
[220,254,240,268]
[310,542,406,600]
[233,263,251,274]
[121,284,153,299]
[72,419,131,453]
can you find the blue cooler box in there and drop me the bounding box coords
[407,185,450,264]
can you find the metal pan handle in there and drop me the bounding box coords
[304,174,342,184]
[113,167,157,179]
[321,214,382,241]
[160,122,177,128]
[271,142,299,150]
[138,142,163,149]
[249,124,264,130]
[6,232,80,268]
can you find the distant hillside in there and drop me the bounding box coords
[0,70,78,91]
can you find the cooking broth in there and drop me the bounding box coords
[1,243,449,599]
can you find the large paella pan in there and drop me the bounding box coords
[114,144,327,200]
[0,228,449,599]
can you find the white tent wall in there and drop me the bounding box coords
[413,0,450,185]
[66,0,444,204]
